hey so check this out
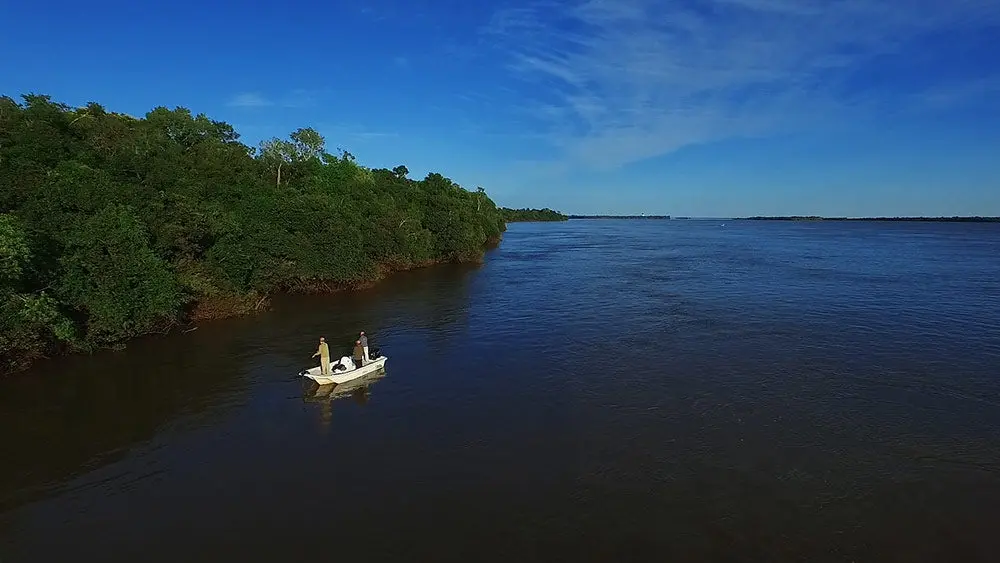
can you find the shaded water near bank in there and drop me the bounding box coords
[2,220,1000,562]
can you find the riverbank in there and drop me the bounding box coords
[0,93,507,375]
[1,251,496,378]
[188,248,498,323]
[500,207,568,222]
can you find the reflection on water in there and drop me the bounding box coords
[0,322,250,513]
[266,260,484,354]
[302,369,388,434]
[0,262,479,517]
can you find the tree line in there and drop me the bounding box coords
[500,207,567,222]
[0,94,507,374]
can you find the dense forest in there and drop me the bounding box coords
[500,207,567,222]
[0,94,507,374]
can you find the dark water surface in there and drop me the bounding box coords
[3,220,1000,562]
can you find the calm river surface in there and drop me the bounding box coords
[2,220,1000,562]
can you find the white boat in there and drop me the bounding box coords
[303,369,386,401]
[299,352,388,386]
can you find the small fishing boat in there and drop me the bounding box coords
[303,369,386,401]
[299,348,388,386]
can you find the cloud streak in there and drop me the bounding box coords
[483,0,1000,169]
[316,122,401,143]
[226,89,323,109]
[227,92,272,108]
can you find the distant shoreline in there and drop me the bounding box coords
[501,207,568,222]
[554,215,999,223]
[568,215,672,220]
[738,216,1000,223]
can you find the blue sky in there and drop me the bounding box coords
[2,0,998,216]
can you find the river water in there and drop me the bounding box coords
[2,219,1000,562]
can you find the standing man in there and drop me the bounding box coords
[359,331,370,363]
[312,336,331,375]
[353,340,365,368]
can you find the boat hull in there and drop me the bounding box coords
[300,356,388,385]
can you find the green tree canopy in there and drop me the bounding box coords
[0,93,508,374]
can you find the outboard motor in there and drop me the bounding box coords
[370,346,381,359]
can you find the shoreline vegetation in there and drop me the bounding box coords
[500,207,568,222]
[739,216,1000,222]
[1,93,513,375]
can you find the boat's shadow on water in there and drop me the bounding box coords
[300,369,388,433]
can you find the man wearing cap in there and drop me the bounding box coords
[312,336,331,375]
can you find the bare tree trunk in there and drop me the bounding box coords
[277,162,282,187]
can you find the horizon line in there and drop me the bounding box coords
[562,214,1000,221]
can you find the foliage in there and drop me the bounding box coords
[1,213,76,372]
[500,207,568,222]
[57,204,182,346]
[0,93,506,374]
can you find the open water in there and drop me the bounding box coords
[2,219,999,562]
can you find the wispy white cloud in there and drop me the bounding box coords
[227,92,272,108]
[227,89,324,109]
[483,0,1000,170]
[317,123,400,143]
